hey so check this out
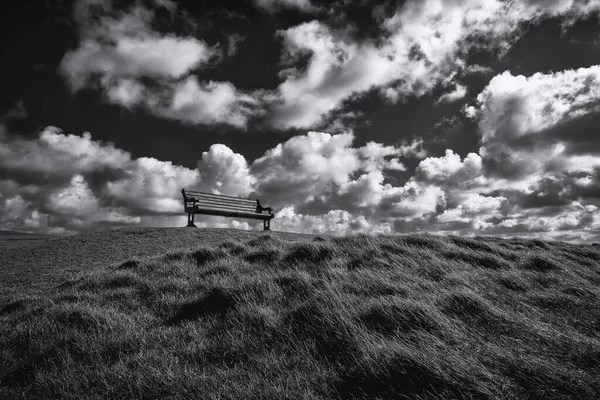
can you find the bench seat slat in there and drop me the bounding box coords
[193,203,259,214]
[194,202,258,211]
[190,199,256,208]
[186,191,256,202]
[187,192,256,205]
[195,195,256,206]
[191,196,257,206]
[192,199,257,210]
[194,197,257,207]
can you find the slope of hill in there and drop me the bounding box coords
[0,230,60,251]
[1,228,600,399]
[0,227,313,305]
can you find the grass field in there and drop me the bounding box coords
[0,231,61,251]
[1,228,600,399]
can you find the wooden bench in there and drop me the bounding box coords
[181,189,275,231]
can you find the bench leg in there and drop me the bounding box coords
[263,219,270,231]
[187,212,196,227]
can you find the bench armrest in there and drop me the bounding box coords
[181,189,197,211]
[256,199,273,215]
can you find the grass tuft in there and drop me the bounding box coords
[285,301,360,363]
[117,259,139,270]
[358,300,441,336]
[441,291,493,320]
[336,350,469,400]
[522,255,559,272]
[190,247,227,266]
[169,287,237,324]
[0,299,26,316]
[244,248,281,264]
[284,242,334,264]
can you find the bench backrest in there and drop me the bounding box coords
[182,189,261,214]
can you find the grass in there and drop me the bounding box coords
[1,228,600,399]
[0,231,60,251]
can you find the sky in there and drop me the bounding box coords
[2,0,600,242]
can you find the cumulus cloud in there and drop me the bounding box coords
[391,65,600,241]
[7,58,600,241]
[437,193,505,228]
[0,127,200,233]
[474,67,600,144]
[61,35,215,90]
[271,64,600,240]
[0,194,46,232]
[63,1,213,89]
[156,78,263,127]
[267,0,600,129]
[61,0,260,128]
[250,131,423,210]
[60,0,600,132]
[0,127,426,235]
[467,67,600,185]
[416,150,485,187]
[197,144,256,197]
[268,21,398,129]
[466,67,600,237]
[275,206,393,235]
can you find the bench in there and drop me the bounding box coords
[181,189,275,231]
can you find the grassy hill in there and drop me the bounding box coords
[1,228,600,399]
[0,230,62,251]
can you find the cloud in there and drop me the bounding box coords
[267,21,398,129]
[274,206,393,235]
[48,175,140,227]
[0,127,199,233]
[416,150,484,187]
[105,79,146,108]
[395,65,600,241]
[251,0,315,13]
[0,194,46,232]
[464,67,600,239]
[250,131,421,210]
[267,0,600,129]
[437,84,467,104]
[104,156,200,215]
[155,78,263,127]
[226,34,245,57]
[250,131,361,205]
[61,35,216,90]
[453,65,600,155]
[0,127,425,235]
[61,0,259,128]
[468,67,600,182]
[0,127,131,186]
[437,193,505,226]
[63,1,213,88]
[196,144,256,197]
[61,0,600,132]
[294,64,600,241]
[474,67,600,144]
[7,59,600,242]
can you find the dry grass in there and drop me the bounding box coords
[1,229,600,399]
